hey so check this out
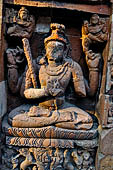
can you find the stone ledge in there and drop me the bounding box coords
[3,116,98,140]
[4,0,110,15]
[6,136,98,148]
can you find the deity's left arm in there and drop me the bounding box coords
[71,61,86,97]
[86,53,101,96]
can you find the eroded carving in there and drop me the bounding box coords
[100,155,113,170]
[7,7,35,38]
[82,14,108,53]
[2,146,96,170]
[98,94,113,128]
[5,8,18,24]
[6,46,25,95]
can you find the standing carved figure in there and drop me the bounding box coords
[6,46,24,94]
[82,14,108,53]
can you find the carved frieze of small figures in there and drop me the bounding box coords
[2,146,96,170]
[6,7,35,38]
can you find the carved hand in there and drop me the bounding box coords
[24,88,48,99]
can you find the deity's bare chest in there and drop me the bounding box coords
[39,64,71,88]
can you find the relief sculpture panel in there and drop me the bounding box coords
[6,7,35,38]
[1,4,109,170]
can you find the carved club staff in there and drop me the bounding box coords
[22,38,37,88]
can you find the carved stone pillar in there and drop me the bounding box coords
[96,3,113,170]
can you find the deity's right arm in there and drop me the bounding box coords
[24,88,48,99]
[24,74,48,99]
[24,64,48,99]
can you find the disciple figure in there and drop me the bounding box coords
[7,7,35,38]
[82,14,108,53]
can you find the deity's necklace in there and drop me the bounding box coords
[46,62,68,76]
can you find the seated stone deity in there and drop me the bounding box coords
[7,7,35,38]
[7,23,100,131]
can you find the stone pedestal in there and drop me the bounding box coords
[1,115,98,170]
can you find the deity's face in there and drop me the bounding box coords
[19,10,28,20]
[90,14,99,25]
[46,41,64,65]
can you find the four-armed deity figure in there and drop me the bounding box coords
[7,23,100,131]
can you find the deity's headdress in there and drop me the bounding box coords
[44,23,67,47]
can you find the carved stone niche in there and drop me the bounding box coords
[1,4,109,170]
